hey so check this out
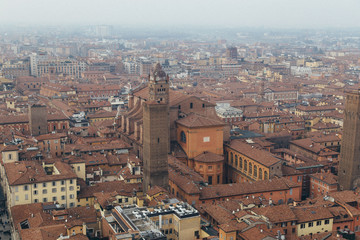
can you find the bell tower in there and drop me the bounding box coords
[339,89,360,190]
[143,63,169,193]
[148,63,169,104]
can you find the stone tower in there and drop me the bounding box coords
[142,63,170,193]
[29,104,48,136]
[339,89,360,190]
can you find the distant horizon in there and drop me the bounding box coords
[2,24,360,33]
[1,0,360,29]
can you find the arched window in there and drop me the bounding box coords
[244,160,247,172]
[230,152,233,164]
[190,102,193,109]
[264,171,268,180]
[259,168,263,179]
[239,157,243,169]
[180,131,186,143]
[235,155,238,167]
[249,162,252,175]
[254,165,257,178]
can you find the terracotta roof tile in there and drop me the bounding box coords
[4,161,77,186]
[200,178,299,200]
[194,152,224,163]
[176,112,224,128]
[293,206,333,223]
[226,140,280,167]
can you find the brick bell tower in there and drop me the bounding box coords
[339,89,360,190]
[143,63,170,193]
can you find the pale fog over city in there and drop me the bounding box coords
[1,1,360,240]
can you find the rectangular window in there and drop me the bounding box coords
[61,187,65,192]
[52,181,56,186]
[42,189,47,194]
[70,179,73,184]
[34,199,38,203]
[24,185,28,191]
[15,195,19,201]
[300,223,305,229]
[316,221,321,226]
[308,222,313,227]
[34,190,38,195]
[52,188,57,193]
[208,176,213,185]
[34,183,37,188]
[43,183,47,187]
[290,188,293,195]
[70,194,74,199]
[43,198,47,202]
[61,195,65,200]
[52,197,57,201]
[69,186,74,191]
[203,137,210,142]
[61,180,65,185]
[325,219,330,225]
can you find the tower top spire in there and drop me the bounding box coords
[148,63,169,104]
[150,63,168,82]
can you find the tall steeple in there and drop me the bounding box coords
[339,89,360,190]
[142,63,170,193]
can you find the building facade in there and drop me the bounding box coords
[3,161,78,208]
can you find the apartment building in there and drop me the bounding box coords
[2,161,78,208]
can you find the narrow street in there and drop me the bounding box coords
[0,185,11,240]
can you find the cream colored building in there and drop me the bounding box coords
[68,161,86,181]
[3,161,78,208]
[148,201,201,240]
[293,207,333,237]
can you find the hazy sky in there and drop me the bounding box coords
[1,0,360,28]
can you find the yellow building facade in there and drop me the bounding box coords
[9,178,77,208]
[3,161,78,208]
[296,218,333,237]
[148,204,201,240]
[225,146,270,183]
